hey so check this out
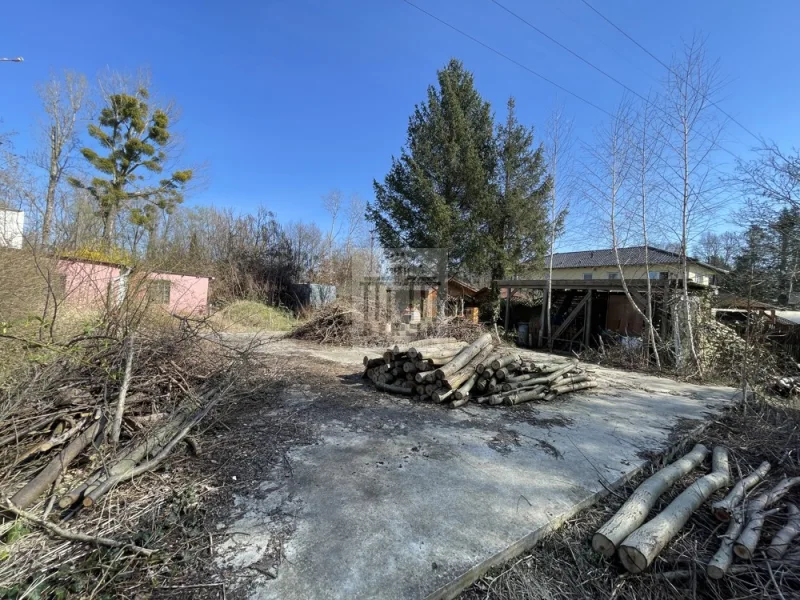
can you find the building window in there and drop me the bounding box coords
[148,279,171,304]
[583,273,592,280]
[649,271,669,280]
[607,272,619,280]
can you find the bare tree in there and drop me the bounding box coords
[539,103,572,348]
[34,71,88,247]
[659,36,727,374]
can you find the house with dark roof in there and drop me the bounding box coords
[536,246,727,287]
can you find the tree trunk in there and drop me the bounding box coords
[592,444,709,557]
[711,461,771,521]
[111,335,135,444]
[618,446,730,573]
[41,126,59,247]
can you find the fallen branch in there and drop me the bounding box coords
[767,503,800,559]
[111,335,135,444]
[707,513,745,579]
[735,477,800,560]
[10,415,105,510]
[592,443,710,557]
[711,461,771,521]
[3,498,155,557]
[618,446,731,573]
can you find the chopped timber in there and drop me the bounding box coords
[767,503,800,559]
[734,477,800,559]
[618,446,731,573]
[434,333,492,380]
[490,354,520,371]
[593,444,710,557]
[707,514,745,580]
[711,461,771,521]
[445,346,493,390]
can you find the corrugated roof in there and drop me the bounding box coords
[546,246,727,274]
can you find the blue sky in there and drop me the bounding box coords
[1,0,798,235]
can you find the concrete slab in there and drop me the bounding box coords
[214,343,739,600]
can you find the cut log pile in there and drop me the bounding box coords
[363,333,598,408]
[771,375,800,396]
[592,444,800,577]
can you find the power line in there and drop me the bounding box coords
[487,0,740,162]
[578,0,762,144]
[401,0,614,118]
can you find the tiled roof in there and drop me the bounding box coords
[547,246,727,274]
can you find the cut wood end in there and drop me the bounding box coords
[706,564,726,580]
[732,544,751,560]
[618,544,647,573]
[712,506,732,522]
[591,533,617,558]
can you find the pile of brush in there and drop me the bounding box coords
[363,333,597,408]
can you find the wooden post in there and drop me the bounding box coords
[504,286,512,334]
[584,291,592,349]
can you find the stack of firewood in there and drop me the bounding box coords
[363,333,597,408]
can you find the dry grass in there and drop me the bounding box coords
[462,393,800,600]
[210,300,298,332]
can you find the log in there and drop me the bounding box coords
[449,395,470,409]
[431,388,455,403]
[490,354,520,371]
[707,513,744,579]
[767,503,800,559]
[734,477,800,559]
[504,386,547,405]
[434,333,492,379]
[453,371,480,401]
[477,352,505,374]
[544,380,597,401]
[403,362,417,373]
[618,446,731,573]
[394,338,458,355]
[363,356,386,368]
[11,415,106,509]
[376,381,413,395]
[414,344,467,360]
[711,461,771,521]
[445,346,494,390]
[592,444,710,557]
[480,368,495,380]
[415,371,437,384]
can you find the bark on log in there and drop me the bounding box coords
[415,371,437,384]
[504,386,547,405]
[445,346,493,390]
[413,344,467,360]
[707,513,744,579]
[711,461,771,521]
[618,446,731,573]
[477,352,504,374]
[435,333,492,379]
[592,444,710,557]
[490,354,520,371]
[544,380,597,401]
[432,388,455,403]
[734,477,800,559]
[11,416,106,509]
[767,503,800,559]
[453,372,480,401]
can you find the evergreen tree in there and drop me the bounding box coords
[476,98,554,311]
[367,60,496,305]
[70,86,192,248]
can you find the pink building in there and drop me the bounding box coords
[57,258,211,316]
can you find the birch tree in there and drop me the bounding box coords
[659,37,726,374]
[539,103,571,348]
[33,71,88,247]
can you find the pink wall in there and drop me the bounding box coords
[149,272,210,316]
[56,259,210,316]
[58,259,121,308]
